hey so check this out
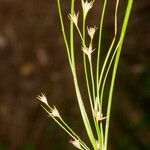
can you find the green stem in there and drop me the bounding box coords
[89,59,96,102]
[81,0,93,109]
[98,37,116,108]
[100,41,120,108]
[72,68,98,150]
[104,1,133,149]
[70,0,75,67]
[58,0,97,149]
[89,57,101,144]
[57,0,72,67]
[42,105,89,150]
[96,2,108,144]
[96,0,107,101]
[98,0,120,110]
[81,4,101,149]
[70,1,97,148]
[60,118,90,150]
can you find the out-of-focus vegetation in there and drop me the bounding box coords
[0,0,149,150]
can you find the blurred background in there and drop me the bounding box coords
[0,0,149,150]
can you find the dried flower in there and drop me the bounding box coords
[87,26,97,39]
[69,139,81,149]
[96,111,106,121]
[37,93,48,106]
[69,12,79,26]
[82,45,95,57]
[82,1,93,17]
[51,106,61,118]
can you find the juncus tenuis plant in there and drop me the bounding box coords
[37,0,133,149]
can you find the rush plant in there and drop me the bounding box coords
[37,0,133,149]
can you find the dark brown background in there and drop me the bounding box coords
[0,0,149,150]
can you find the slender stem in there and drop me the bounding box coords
[56,1,133,150]
[104,1,133,149]
[58,0,97,149]
[76,26,85,43]
[81,1,104,147]
[89,56,102,144]
[89,59,96,102]
[70,1,98,148]
[70,0,75,67]
[96,0,107,101]
[97,32,116,150]
[100,40,120,107]
[83,28,92,107]
[98,37,116,108]
[81,3,102,148]
[75,26,95,117]
[72,68,98,150]
[81,0,94,109]
[42,106,75,141]
[96,2,108,144]
[57,0,72,67]
[60,118,90,150]
[42,105,89,150]
[98,0,120,109]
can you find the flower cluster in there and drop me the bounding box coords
[37,93,48,106]
[82,1,93,18]
[69,12,79,26]
[37,93,61,119]
[87,26,97,39]
[69,139,81,149]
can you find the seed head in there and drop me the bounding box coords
[51,106,61,118]
[82,45,95,57]
[37,93,48,106]
[87,26,97,39]
[82,1,93,17]
[96,112,106,121]
[69,139,81,149]
[69,12,79,26]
